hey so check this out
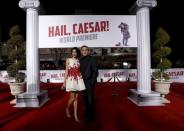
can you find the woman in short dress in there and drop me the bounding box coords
[62,47,85,122]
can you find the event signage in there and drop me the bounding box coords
[1,69,184,83]
[39,15,137,48]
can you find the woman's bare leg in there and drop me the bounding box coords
[73,93,80,122]
[66,92,75,117]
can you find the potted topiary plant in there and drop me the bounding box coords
[152,27,172,103]
[5,25,26,104]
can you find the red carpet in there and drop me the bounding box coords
[0,82,184,131]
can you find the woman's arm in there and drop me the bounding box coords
[62,59,69,89]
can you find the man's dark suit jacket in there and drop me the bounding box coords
[80,55,98,87]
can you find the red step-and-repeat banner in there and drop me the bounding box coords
[1,69,184,83]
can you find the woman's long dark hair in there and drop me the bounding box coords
[71,47,80,58]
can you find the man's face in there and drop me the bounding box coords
[81,47,89,57]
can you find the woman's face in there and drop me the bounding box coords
[71,49,77,58]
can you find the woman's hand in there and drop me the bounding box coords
[61,83,66,90]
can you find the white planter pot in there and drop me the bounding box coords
[8,82,24,104]
[154,81,172,103]
[9,82,24,96]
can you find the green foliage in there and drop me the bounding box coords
[152,70,170,80]
[152,27,172,81]
[6,64,18,78]
[6,25,26,82]
[153,47,172,63]
[156,28,170,42]
[9,25,21,37]
[15,72,26,83]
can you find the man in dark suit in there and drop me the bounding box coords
[80,45,98,122]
